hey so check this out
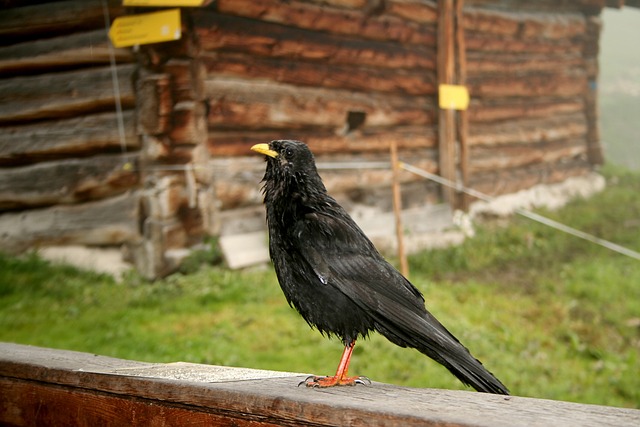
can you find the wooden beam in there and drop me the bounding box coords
[0,111,138,166]
[194,12,435,70]
[214,0,436,45]
[1,343,639,427]
[0,153,139,210]
[0,64,136,124]
[207,127,437,157]
[468,98,584,123]
[202,52,437,95]
[0,0,124,40]
[470,157,595,198]
[0,192,140,254]
[0,30,134,76]
[469,139,588,173]
[204,77,436,131]
[455,0,470,210]
[468,113,588,147]
[437,0,457,205]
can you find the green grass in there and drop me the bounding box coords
[1,166,639,408]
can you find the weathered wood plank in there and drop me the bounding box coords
[466,51,585,74]
[202,52,437,95]
[0,0,124,40]
[468,71,587,98]
[195,12,436,70]
[468,98,584,123]
[0,111,138,165]
[0,192,140,253]
[0,64,136,124]
[463,8,587,39]
[470,157,594,198]
[0,153,139,210]
[1,343,639,427]
[205,77,436,131]
[468,113,587,146]
[215,0,436,45]
[470,139,588,173]
[464,0,604,14]
[0,29,133,75]
[208,127,437,157]
[464,33,583,55]
[387,0,438,24]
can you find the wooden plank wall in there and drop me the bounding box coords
[196,0,606,213]
[195,0,441,211]
[0,0,610,275]
[464,0,605,196]
[0,0,141,253]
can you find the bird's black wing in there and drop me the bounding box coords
[292,209,426,313]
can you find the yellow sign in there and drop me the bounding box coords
[438,84,470,111]
[109,9,181,48]
[123,0,206,6]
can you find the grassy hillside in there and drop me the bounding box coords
[1,166,639,409]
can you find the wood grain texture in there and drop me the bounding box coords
[0,153,139,209]
[0,64,135,124]
[0,111,137,166]
[1,343,639,427]
[0,192,140,253]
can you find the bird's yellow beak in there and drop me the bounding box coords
[251,143,278,158]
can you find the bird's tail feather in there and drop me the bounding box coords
[376,313,509,395]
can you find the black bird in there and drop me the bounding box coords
[251,140,509,394]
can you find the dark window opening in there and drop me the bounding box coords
[346,111,367,133]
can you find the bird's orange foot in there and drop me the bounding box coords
[299,375,371,388]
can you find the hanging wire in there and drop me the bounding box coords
[399,161,640,262]
[102,0,128,153]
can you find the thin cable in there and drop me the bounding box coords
[102,0,128,153]
[399,161,640,262]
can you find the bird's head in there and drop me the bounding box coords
[251,140,326,199]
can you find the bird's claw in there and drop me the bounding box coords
[298,375,370,388]
[298,375,319,387]
[354,376,371,385]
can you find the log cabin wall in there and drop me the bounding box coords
[463,0,605,197]
[0,0,621,277]
[0,0,142,254]
[199,0,442,216]
[0,0,216,278]
[194,0,608,240]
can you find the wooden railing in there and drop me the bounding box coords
[1,342,638,426]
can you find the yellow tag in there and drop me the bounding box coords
[123,0,206,6]
[109,9,181,48]
[438,84,470,111]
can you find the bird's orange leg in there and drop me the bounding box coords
[301,341,370,387]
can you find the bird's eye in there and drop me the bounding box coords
[285,148,293,158]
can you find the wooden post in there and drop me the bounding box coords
[390,141,409,278]
[455,0,470,210]
[437,0,456,205]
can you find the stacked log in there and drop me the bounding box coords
[464,0,605,198]
[131,44,217,278]
[194,0,606,211]
[0,0,613,274]
[0,0,139,253]
[195,0,441,210]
